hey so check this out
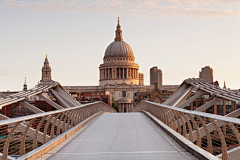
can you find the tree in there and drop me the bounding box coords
[112,97,118,112]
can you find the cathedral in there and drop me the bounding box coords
[99,18,140,86]
[41,18,178,112]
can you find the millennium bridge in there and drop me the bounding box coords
[0,78,240,160]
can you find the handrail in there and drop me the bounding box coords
[0,101,113,126]
[136,101,240,124]
[0,101,116,160]
[133,100,240,160]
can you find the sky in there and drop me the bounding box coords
[1,0,240,91]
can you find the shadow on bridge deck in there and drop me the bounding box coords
[42,113,197,160]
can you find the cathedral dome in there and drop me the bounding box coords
[104,41,134,59]
[104,18,134,59]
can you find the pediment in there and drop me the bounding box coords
[116,83,133,89]
[150,87,161,95]
[151,94,163,103]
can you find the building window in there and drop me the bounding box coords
[198,101,201,107]
[193,102,196,107]
[122,91,126,97]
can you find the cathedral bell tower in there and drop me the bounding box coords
[40,55,53,82]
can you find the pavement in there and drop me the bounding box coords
[46,113,198,160]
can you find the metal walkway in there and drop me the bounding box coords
[46,113,197,160]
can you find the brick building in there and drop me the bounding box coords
[137,83,174,104]
[69,91,112,106]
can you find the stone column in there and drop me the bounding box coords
[112,68,114,79]
[130,68,132,78]
[131,68,133,78]
[137,69,139,79]
[104,68,107,79]
[118,103,121,113]
[126,68,128,78]
[132,69,134,79]
[126,103,129,112]
[104,69,106,79]
[133,69,134,79]
[136,69,138,79]
[121,103,123,113]
[125,68,126,79]
[123,68,125,79]
[103,69,105,79]
[119,68,121,79]
[121,104,123,113]
[108,68,110,79]
[134,69,136,79]
[102,69,104,80]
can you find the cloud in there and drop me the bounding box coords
[0,70,17,76]
[0,0,239,18]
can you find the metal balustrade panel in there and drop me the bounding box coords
[0,102,116,160]
[133,100,240,160]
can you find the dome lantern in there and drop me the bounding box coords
[114,17,123,41]
[104,18,134,59]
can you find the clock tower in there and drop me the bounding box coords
[40,55,53,82]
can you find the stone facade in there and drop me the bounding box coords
[199,66,213,83]
[150,66,162,85]
[139,73,144,86]
[65,84,179,110]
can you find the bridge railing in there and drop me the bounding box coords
[133,101,240,160]
[0,101,116,160]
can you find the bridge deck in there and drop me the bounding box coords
[46,113,197,160]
